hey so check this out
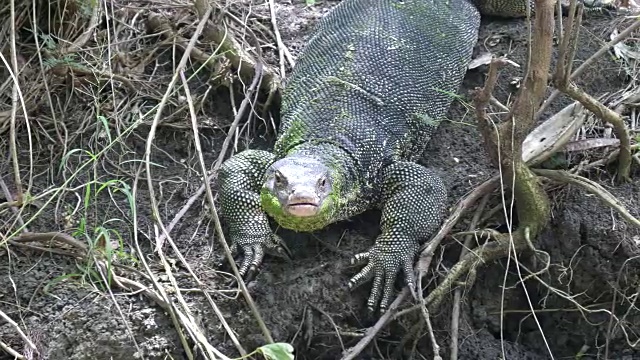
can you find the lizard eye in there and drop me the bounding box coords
[318,176,327,188]
[274,171,284,186]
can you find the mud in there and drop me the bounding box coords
[0,2,639,360]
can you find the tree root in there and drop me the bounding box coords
[427,1,557,358]
[425,228,534,311]
[449,193,491,360]
[147,4,280,101]
[534,169,640,227]
[340,175,500,360]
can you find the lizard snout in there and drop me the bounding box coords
[286,188,321,217]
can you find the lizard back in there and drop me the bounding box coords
[275,0,481,178]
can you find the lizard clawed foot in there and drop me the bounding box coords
[226,233,293,286]
[347,239,418,314]
[263,233,293,262]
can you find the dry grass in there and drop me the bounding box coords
[0,0,287,358]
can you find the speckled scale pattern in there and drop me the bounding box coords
[471,0,531,17]
[278,0,483,172]
[346,161,447,310]
[272,0,483,311]
[217,0,534,312]
[218,150,285,275]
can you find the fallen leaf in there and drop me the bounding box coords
[564,138,621,152]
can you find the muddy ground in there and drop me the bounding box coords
[0,1,639,359]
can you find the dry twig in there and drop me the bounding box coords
[449,193,491,360]
[341,176,500,360]
[137,5,251,358]
[552,2,634,182]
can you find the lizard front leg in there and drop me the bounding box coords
[348,161,447,312]
[218,150,291,277]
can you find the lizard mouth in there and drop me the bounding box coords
[286,202,320,217]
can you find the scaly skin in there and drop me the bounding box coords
[218,150,289,276]
[219,0,499,313]
[217,0,615,313]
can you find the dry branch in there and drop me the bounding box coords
[147,4,279,97]
[449,193,491,360]
[424,230,526,311]
[472,0,555,239]
[396,1,558,357]
[536,15,640,119]
[139,5,265,358]
[7,231,233,360]
[534,169,640,227]
[2,1,639,359]
[552,1,633,182]
[553,79,633,181]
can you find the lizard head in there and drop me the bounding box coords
[262,156,333,218]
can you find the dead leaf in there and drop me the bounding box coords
[468,54,520,70]
[565,138,621,152]
[523,102,587,165]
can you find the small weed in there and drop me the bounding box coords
[234,343,295,360]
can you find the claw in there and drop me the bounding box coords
[244,266,259,283]
[237,246,254,277]
[251,244,266,270]
[347,237,419,313]
[379,270,399,311]
[224,244,260,288]
[264,234,293,261]
[366,268,385,311]
[275,244,293,261]
[348,263,374,290]
[403,262,418,302]
[350,251,370,265]
[226,232,291,285]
